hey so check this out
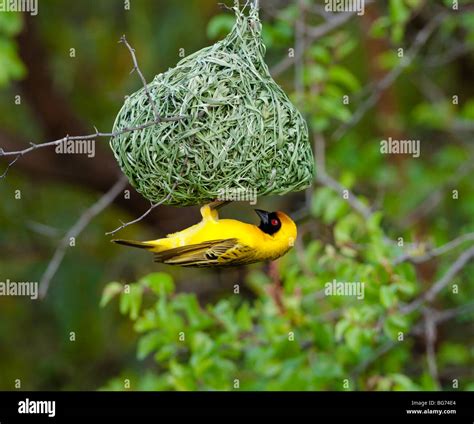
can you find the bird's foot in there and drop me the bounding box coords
[200,203,219,221]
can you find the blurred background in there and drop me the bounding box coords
[0,0,473,390]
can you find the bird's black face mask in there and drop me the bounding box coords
[255,209,281,235]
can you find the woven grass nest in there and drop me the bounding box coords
[110,4,315,206]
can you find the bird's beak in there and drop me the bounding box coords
[254,209,270,225]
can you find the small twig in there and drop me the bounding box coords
[411,302,474,335]
[105,181,178,236]
[39,176,128,298]
[423,307,440,386]
[352,301,474,378]
[317,171,373,220]
[0,121,172,160]
[425,43,474,68]
[294,235,313,279]
[314,166,472,270]
[106,152,190,236]
[0,115,189,180]
[434,301,474,324]
[266,261,285,315]
[401,246,474,315]
[397,160,474,229]
[332,12,445,141]
[393,232,474,265]
[0,154,20,178]
[26,221,62,238]
[119,35,160,121]
[0,35,188,177]
[352,340,395,377]
[314,133,326,175]
[270,11,356,77]
[294,0,305,95]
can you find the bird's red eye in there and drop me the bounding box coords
[271,219,279,226]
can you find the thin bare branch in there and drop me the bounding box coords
[0,119,177,160]
[119,35,160,121]
[412,302,474,335]
[39,176,128,299]
[425,43,474,68]
[353,302,474,378]
[423,307,440,386]
[106,198,169,237]
[332,12,446,141]
[0,35,188,177]
[314,133,326,175]
[435,301,474,323]
[401,245,474,315]
[317,171,374,220]
[270,11,355,78]
[351,340,395,378]
[393,232,474,265]
[294,0,305,94]
[105,174,185,236]
[0,153,20,178]
[397,152,474,229]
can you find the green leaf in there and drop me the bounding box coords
[120,284,143,320]
[345,326,363,352]
[383,313,408,340]
[236,303,253,331]
[438,343,470,366]
[310,115,329,132]
[389,0,410,24]
[390,373,419,391]
[304,64,327,85]
[276,4,299,23]
[308,45,331,65]
[0,38,26,86]
[139,272,174,295]
[311,187,334,218]
[169,360,197,391]
[396,279,417,297]
[100,282,123,307]
[377,50,400,71]
[137,331,162,360]
[0,13,23,36]
[328,65,360,91]
[174,294,212,329]
[154,344,177,362]
[318,96,351,122]
[387,313,409,332]
[336,38,357,60]
[334,214,364,244]
[461,99,474,120]
[391,23,404,45]
[335,319,350,341]
[206,15,235,39]
[266,21,292,45]
[405,0,421,7]
[380,286,398,309]
[322,197,348,224]
[370,17,390,38]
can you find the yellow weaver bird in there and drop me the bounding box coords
[113,205,297,267]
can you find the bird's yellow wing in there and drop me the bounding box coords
[153,238,257,267]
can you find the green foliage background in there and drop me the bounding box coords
[0,0,473,391]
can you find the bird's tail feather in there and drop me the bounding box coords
[112,239,154,250]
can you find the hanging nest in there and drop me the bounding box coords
[110,4,315,206]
